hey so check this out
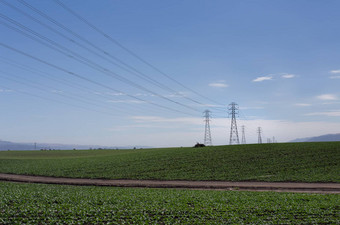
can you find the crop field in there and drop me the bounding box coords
[0,182,339,224]
[0,142,339,182]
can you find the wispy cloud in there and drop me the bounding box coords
[295,103,311,107]
[330,70,340,74]
[107,100,145,104]
[107,92,126,96]
[51,90,63,94]
[239,106,264,110]
[316,94,338,101]
[281,74,295,79]
[209,81,229,88]
[132,116,201,125]
[0,89,12,93]
[164,92,187,98]
[329,75,340,79]
[305,111,340,117]
[252,76,273,82]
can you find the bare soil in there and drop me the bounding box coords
[0,173,339,194]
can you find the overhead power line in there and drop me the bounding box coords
[1,0,204,107]
[0,42,197,116]
[0,57,169,116]
[51,0,224,106]
[0,14,201,114]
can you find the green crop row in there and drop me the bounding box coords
[0,142,339,182]
[0,182,339,224]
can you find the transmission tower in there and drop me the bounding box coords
[229,102,239,145]
[241,125,246,144]
[203,110,212,146]
[257,127,262,144]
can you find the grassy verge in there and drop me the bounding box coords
[0,142,339,182]
[0,182,339,224]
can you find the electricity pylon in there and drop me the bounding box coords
[241,125,246,144]
[257,127,262,144]
[229,102,239,145]
[203,110,212,146]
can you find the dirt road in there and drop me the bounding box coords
[1,173,339,193]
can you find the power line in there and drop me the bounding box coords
[0,42,196,116]
[0,14,201,114]
[0,69,135,115]
[1,0,206,107]
[0,83,121,117]
[51,0,224,106]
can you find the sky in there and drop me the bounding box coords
[1,0,340,147]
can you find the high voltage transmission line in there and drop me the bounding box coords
[10,0,224,110]
[0,14,201,114]
[0,42,197,117]
[0,0,230,119]
[51,0,224,107]
[0,0,206,107]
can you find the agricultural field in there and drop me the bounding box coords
[0,182,339,224]
[0,142,339,182]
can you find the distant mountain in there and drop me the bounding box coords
[291,133,340,143]
[0,140,149,151]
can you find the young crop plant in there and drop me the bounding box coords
[0,182,339,224]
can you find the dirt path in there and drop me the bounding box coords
[1,173,339,194]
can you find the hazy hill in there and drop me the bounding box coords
[291,133,340,142]
[0,140,148,151]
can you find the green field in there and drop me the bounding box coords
[0,182,339,224]
[0,142,339,182]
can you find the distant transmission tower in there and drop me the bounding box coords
[257,127,262,144]
[241,125,246,144]
[229,102,239,145]
[203,110,212,146]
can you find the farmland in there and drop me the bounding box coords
[0,142,339,182]
[1,182,339,224]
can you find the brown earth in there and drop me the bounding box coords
[0,173,339,194]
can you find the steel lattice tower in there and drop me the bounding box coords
[241,125,246,144]
[203,110,212,146]
[229,102,239,145]
[257,127,262,144]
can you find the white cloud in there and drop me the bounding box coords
[330,70,340,74]
[51,90,63,94]
[316,94,338,101]
[281,74,295,79]
[305,111,340,117]
[106,92,126,96]
[107,100,145,104]
[252,76,273,82]
[239,106,264,110]
[330,75,340,79]
[132,116,202,125]
[0,89,12,93]
[295,103,311,107]
[209,81,229,88]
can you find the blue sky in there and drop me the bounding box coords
[1,0,340,147]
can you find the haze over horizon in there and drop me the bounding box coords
[1,0,340,147]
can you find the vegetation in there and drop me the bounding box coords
[0,182,339,224]
[0,142,339,182]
